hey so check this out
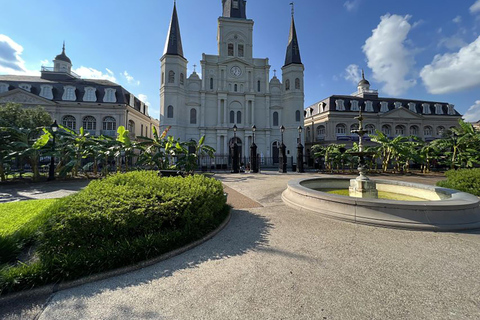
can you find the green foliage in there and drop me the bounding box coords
[0,171,228,294]
[436,168,480,196]
[0,103,52,129]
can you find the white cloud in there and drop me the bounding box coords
[73,66,117,82]
[122,71,140,86]
[344,64,362,84]
[363,14,416,96]
[453,15,462,24]
[470,0,480,14]
[438,35,468,50]
[464,100,480,122]
[343,0,360,12]
[40,59,49,66]
[138,93,150,106]
[412,20,425,29]
[0,34,38,75]
[420,36,480,94]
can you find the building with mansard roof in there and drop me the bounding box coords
[303,71,462,152]
[0,44,158,139]
[160,0,304,165]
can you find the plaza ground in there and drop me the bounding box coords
[1,172,479,319]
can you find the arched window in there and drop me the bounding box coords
[350,123,359,134]
[238,44,244,57]
[295,78,300,89]
[167,105,174,118]
[234,84,238,92]
[409,125,419,136]
[436,126,445,137]
[365,124,375,135]
[230,110,235,123]
[62,115,76,131]
[190,108,197,124]
[317,126,326,141]
[424,126,433,137]
[237,111,242,124]
[382,125,391,136]
[228,43,234,56]
[285,79,290,91]
[336,123,347,136]
[395,125,405,136]
[102,116,116,131]
[257,80,261,92]
[180,73,184,85]
[295,110,301,122]
[168,70,175,83]
[128,120,135,136]
[83,116,96,133]
[273,111,279,127]
[210,78,214,90]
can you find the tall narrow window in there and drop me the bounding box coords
[230,110,235,123]
[168,70,175,83]
[161,72,164,85]
[228,43,234,56]
[273,112,279,127]
[295,78,300,89]
[257,80,261,92]
[167,105,174,118]
[295,110,301,122]
[141,124,144,136]
[62,115,76,131]
[234,84,238,92]
[62,86,76,101]
[237,111,242,124]
[128,120,135,135]
[210,78,214,90]
[285,79,290,91]
[83,87,96,102]
[190,108,197,124]
[180,73,184,85]
[103,88,116,102]
[238,44,244,57]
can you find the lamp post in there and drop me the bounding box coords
[297,126,304,173]
[48,120,59,181]
[231,124,239,173]
[250,125,258,173]
[279,125,287,173]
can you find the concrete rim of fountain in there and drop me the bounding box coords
[282,177,480,231]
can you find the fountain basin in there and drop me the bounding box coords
[282,177,480,231]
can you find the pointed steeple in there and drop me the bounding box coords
[284,7,302,67]
[163,1,184,58]
[222,0,247,19]
[55,41,72,64]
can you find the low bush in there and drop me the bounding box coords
[436,168,480,196]
[0,171,228,294]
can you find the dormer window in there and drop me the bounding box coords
[365,101,374,112]
[19,83,31,92]
[40,85,53,100]
[447,104,455,115]
[435,104,443,115]
[408,102,416,112]
[0,83,9,94]
[394,102,402,109]
[62,85,76,101]
[83,87,97,102]
[350,100,359,111]
[335,99,345,111]
[380,101,389,113]
[422,103,431,114]
[103,88,116,103]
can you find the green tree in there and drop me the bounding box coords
[0,103,52,129]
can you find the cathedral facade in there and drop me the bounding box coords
[159,1,305,165]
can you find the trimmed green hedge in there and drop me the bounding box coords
[0,171,229,294]
[437,168,480,196]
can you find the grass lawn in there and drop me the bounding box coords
[0,199,57,236]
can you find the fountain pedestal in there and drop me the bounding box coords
[349,176,378,199]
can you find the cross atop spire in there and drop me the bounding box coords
[284,5,302,67]
[290,2,294,17]
[163,1,184,58]
[362,69,365,80]
[222,0,247,19]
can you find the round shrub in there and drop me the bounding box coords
[437,168,480,196]
[37,171,228,280]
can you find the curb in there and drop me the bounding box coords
[0,211,231,304]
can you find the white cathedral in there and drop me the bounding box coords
[159,0,304,165]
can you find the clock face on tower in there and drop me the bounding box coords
[230,66,242,77]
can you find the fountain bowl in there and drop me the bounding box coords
[282,177,480,231]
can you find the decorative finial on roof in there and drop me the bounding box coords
[290,2,294,17]
[62,41,65,53]
[362,69,365,80]
[193,64,197,72]
[274,69,277,77]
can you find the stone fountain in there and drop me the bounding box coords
[349,109,378,199]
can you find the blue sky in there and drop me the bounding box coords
[1,0,480,122]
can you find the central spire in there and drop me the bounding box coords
[222,0,247,19]
[284,6,302,67]
[163,1,184,58]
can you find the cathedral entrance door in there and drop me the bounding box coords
[272,141,279,164]
[229,137,242,164]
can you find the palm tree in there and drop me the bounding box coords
[370,130,408,173]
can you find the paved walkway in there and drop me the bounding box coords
[2,172,480,319]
